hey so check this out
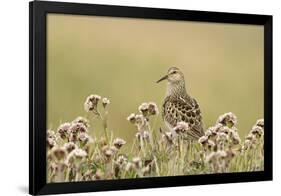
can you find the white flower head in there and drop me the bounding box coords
[69,122,88,134]
[116,155,128,168]
[255,119,264,128]
[66,148,87,164]
[102,145,117,158]
[148,102,159,115]
[127,113,136,124]
[138,103,149,115]
[51,146,67,161]
[47,137,56,149]
[217,112,237,127]
[102,97,110,108]
[251,126,264,138]
[113,138,126,149]
[198,135,208,145]
[84,94,101,112]
[71,148,87,159]
[173,121,190,134]
[78,132,90,143]
[73,116,89,128]
[57,122,71,139]
[63,142,77,153]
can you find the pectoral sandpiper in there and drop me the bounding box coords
[157,67,204,140]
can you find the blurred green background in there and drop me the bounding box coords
[47,14,264,145]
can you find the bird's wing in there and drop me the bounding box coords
[163,97,204,140]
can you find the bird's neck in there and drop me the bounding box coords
[166,81,188,98]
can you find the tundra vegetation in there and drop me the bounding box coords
[47,94,264,182]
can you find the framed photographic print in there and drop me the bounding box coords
[29,0,273,195]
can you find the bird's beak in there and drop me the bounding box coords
[156,75,168,83]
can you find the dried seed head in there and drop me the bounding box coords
[113,138,126,149]
[51,146,67,161]
[216,132,228,142]
[57,122,71,139]
[244,132,258,150]
[47,130,57,148]
[116,155,128,168]
[135,114,146,126]
[147,102,159,115]
[245,133,256,141]
[127,113,136,124]
[63,142,77,153]
[69,122,88,134]
[255,119,264,128]
[69,133,78,143]
[73,116,89,128]
[73,148,87,158]
[47,137,56,149]
[244,139,252,149]
[251,126,264,138]
[205,127,218,139]
[207,140,216,149]
[78,132,90,143]
[84,94,101,112]
[212,123,224,133]
[138,103,149,116]
[173,121,190,134]
[102,97,110,108]
[229,129,241,145]
[199,135,215,150]
[216,112,237,127]
[67,148,87,164]
[102,145,117,158]
[198,135,208,145]
[218,126,231,134]
[47,129,55,137]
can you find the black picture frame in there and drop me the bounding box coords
[29,1,273,195]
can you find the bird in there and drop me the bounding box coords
[157,67,204,140]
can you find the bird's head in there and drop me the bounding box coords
[156,67,184,84]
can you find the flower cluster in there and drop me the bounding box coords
[55,116,91,145]
[243,119,264,150]
[47,116,93,182]
[198,112,241,172]
[127,102,158,141]
[199,113,241,151]
[84,94,101,113]
[84,94,111,113]
[48,93,265,182]
[173,121,190,134]
[47,94,129,182]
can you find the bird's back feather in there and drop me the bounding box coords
[162,95,204,140]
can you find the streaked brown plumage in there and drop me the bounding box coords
[157,67,204,140]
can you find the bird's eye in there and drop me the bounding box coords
[172,71,177,74]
